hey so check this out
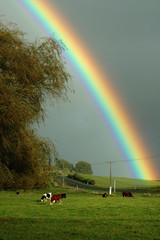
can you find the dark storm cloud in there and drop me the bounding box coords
[1,0,160,177]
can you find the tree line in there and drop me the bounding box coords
[55,159,93,175]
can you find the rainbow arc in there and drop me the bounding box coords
[16,0,159,180]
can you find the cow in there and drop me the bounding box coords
[122,192,133,197]
[50,193,66,205]
[41,192,52,202]
[41,193,47,202]
[46,192,52,199]
[102,193,107,198]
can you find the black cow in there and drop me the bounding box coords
[102,193,107,198]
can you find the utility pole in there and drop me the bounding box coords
[91,157,153,196]
[114,180,116,192]
[105,161,115,195]
[109,161,112,195]
[62,162,64,187]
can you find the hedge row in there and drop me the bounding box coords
[67,173,95,185]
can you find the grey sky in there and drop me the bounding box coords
[1,0,160,179]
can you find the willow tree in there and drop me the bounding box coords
[0,22,71,189]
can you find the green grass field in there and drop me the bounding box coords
[0,187,160,240]
[76,173,160,190]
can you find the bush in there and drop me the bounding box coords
[67,173,95,185]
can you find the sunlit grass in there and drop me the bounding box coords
[76,173,160,190]
[0,189,160,240]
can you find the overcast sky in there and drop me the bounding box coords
[1,0,160,179]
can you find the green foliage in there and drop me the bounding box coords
[68,173,95,185]
[0,190,160,239]
[74,161,93,174]
[0,162,14,189]
[55,159,74,172]
[0,21,71,189]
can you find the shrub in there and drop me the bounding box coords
[67,173,95,185]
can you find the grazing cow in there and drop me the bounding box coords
[50,193,66,205]
[46,192,52,199]
[41,192,52,202]
[41,193,47,202]
[102,193,107,198]
[122,192,133,197]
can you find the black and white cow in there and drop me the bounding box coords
[46,192,52,199]
[40,192,52,202]
[41,193,47,202]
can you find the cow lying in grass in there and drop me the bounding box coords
[41,192,52,202]
[50,193,66,205]
[122,192,133,197]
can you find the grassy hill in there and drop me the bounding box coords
[70,173,160,191]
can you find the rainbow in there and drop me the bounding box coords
[16,0,158,180]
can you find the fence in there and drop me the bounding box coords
[57,175,160,193]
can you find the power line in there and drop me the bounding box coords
[90,154,160,166]
[90,154,160,195]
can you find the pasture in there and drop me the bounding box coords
[0,189,160,240]
[75,173,160,191]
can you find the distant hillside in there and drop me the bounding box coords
[70,173,160,191]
